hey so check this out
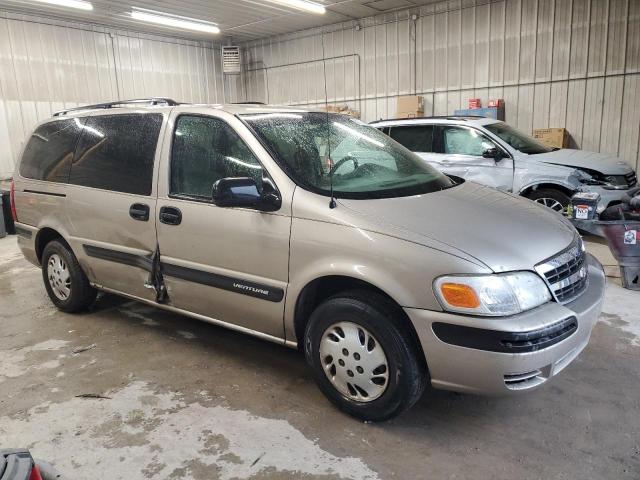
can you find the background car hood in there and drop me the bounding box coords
[339,181,576,273]
[529,149,634,174]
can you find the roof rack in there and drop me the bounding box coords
[371,115,487,123]
[231,101,266,105]
[53,98,180,117]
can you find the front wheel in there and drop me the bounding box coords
[42,240,97,312]
[527,188,571,213]
[304,291,427,421]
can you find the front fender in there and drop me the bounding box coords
[514,160,585,195]
[284,218,491,341]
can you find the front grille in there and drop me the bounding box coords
[535,238,588,304]
[625,171,637,187]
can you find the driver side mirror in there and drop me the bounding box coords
[482,147,504,161]
[212,177,281,211]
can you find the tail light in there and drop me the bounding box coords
[9,178,18,222]
[29,465,43,480]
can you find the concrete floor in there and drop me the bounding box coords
[0,235,639,480]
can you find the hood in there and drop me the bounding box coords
[528,149,634,175]
[339,182,576,273]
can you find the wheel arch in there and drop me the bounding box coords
[35,227,70,264]
[519,182,576,198]
[292,275,427,369]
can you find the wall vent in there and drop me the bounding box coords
[222,46,241,74]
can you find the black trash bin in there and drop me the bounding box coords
[1,191,15,236]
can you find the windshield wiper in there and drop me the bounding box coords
[378,178,415,187]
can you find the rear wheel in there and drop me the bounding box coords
[304,290,427,421]
[527,188,571,213]
[42,240,97,312]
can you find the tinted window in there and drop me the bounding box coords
[69,114,162,195]
[20,119,83,182]
[389,126,434,152]
[171,115,263,199]
[442,126,497,156]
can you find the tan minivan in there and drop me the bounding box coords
[11,99,605,420]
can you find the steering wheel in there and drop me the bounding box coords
[330,155,359,176]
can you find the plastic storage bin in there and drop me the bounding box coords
[600,221,640,290]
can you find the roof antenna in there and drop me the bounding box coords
[321,31,337,209]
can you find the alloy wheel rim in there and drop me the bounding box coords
[535,197,564,212]
[319,321,389,402]
[47,253,71,300]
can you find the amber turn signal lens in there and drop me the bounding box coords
[439,283,480,309]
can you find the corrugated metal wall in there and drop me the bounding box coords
[0,11,225,178]
[241,0,640,171]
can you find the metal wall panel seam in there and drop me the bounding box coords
[563,0,574,127]
[596,0,611,154]
[547,0,557,127]
[615,0,630,154]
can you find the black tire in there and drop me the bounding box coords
[527,188,571,212]
[42,239,97,313]
[304,290,427,421]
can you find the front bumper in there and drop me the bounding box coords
[582,184,636,213]
[405,253,605,395]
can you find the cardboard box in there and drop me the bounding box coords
[321,104,360,118]
[533,128,569,149]
[397,96,424,118]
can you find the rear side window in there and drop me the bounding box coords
[389,126,434,152]
[20,119,83,182]
[170,115,263,200]
[69,114,163,195]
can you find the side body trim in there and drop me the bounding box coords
[23,189,66,198]
[83,244,284,303]
[161,263,284,302]
[83,245,153,272]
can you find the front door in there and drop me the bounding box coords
[155,112,291,339]
[432,125,514,192]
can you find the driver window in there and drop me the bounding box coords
[442,126,496,156]
[171,115,263,199]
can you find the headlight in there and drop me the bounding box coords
[433,272,552,316]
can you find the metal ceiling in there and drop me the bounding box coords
[0,0,439,41]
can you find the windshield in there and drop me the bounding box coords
[242,112,455,199]
[484,122,552,155]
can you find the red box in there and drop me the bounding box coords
[488,99,504,108]
[468,98,481,109]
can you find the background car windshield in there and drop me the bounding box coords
[243,112,455,199]
[484,122,552,155]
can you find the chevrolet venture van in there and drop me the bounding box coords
[11,99,605,421]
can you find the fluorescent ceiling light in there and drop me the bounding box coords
[262,0,326,14]
[131,8,220,34]
[32,0,93,10]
